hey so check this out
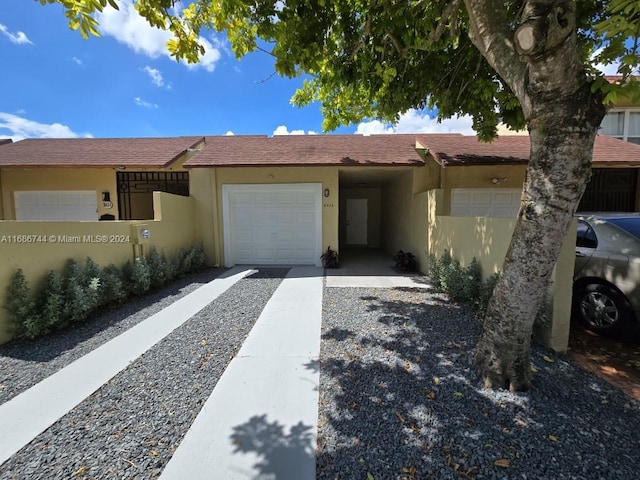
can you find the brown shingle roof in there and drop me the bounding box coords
[417,134,640,167]
[0,139,12,146]
[183,134,426,167]
[0,137,205,168]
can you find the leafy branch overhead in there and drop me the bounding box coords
[43,0,640,138]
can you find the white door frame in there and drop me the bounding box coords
[221,183,323,267]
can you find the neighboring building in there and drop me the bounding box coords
[0,137,204,222]
[498,75,640,212]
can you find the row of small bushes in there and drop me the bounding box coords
[425,250,499,318]
[426,250,552,327]
[5,245,207,340]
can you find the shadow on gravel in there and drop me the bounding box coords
[230,414,316,478]
[0,268,226,361]
[317,290,640,479]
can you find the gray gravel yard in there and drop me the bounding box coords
[2,270,639,480]
[318,287,640,480]
[0,267,288,480]
[0,268,227,405]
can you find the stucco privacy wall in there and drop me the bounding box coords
[427,189,576,352]
[0,193,197,343]
[0,168,118,220]
[189,167,339,267]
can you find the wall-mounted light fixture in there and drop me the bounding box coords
[102,191,111,202]
[491,177,508,185]
[323,188,330,198]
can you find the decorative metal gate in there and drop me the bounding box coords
[578,169,638,212]
[116,172,189,220]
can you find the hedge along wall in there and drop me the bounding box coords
[0,192,197,343]
[426,189,576,353]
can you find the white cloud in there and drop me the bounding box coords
[355,109,475,135]
[134,97,159,109]
[273,125,317,135]
[225,130,235,136]
[143,66,164,87]
[72,56,83,66]
[0,23,33,45]
[96,1,221,72]
[0,113,91,141]
[591,47,622,76]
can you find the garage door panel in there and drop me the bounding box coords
[223,184,321,266]
[273,211,295,223]
[451,188,520,218]
[15,191,98,221]
[255,193,275,205]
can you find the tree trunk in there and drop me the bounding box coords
[464,0,607,391]
[474,84,605,391]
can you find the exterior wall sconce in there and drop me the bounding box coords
[102,191,111,202]
[324,188,330,198]
[491,177,508,185]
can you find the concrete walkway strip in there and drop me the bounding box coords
[160,266,323,480]
[0,267,255,466]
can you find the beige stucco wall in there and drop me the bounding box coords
[0,168,118,220]
[0,192,197,343]
[381,171,415,256]
[427,189,576,352]
[442,164,527,189]
[189,166,339,267]
[340,188,382,248]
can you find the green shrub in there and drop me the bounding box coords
[436,250,453,291]
[36,270,65,335]
[462,258,483,308]
[63,259,97,325]
[100,264,127,307]
[4,269,34,337]
[426,253,439,287]
[131,256,151,296]
[179,245,207,275]
[166,254,180,281]
[476,272,500,317]
[83,258,100,313]
[147,247,168,289]
[426,251,501,319]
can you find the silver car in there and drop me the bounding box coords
[573,214,640,334]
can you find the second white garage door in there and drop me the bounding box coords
[222,184,322,266]
[14,191,98,221]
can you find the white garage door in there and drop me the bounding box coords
[222,184,322,266]
[451,188,521,217]
[14,191,98,221]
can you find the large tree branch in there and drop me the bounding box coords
[463,0,530,113]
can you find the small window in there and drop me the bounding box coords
[628,112,640,144]
[576,221,598,248]
[601,112,624,137]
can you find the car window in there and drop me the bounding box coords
[576,221,598,248]
[606,217,640,239]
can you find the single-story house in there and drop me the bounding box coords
[1,133,640,270]
[1,132,640,348]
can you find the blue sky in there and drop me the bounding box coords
[0,1,480,141]
[0,1,622,142]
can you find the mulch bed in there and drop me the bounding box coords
[567,322,640,402]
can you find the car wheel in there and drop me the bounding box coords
[573,283,633,334]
